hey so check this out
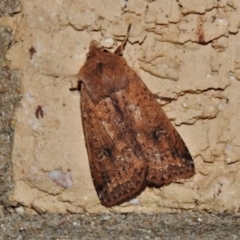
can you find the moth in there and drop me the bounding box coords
[75,29,195,207]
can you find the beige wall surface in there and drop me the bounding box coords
[5,0,240,213]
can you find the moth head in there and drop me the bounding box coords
[89,40,101,52]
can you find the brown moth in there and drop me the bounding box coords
[76,28,195,207]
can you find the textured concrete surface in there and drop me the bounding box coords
[3,0,240,214]
[0,0,21,208]
[1,1,240,239]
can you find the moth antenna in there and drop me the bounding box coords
[114,24,131,56]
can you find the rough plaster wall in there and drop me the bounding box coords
[5,0,240,213]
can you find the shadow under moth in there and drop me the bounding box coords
[75,29,195,207]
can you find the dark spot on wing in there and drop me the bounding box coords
[97,62,104,74]
[151,127,166,141]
